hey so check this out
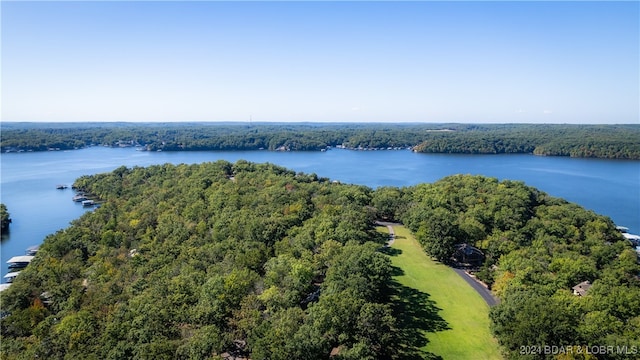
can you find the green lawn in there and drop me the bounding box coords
[381,225,503,360]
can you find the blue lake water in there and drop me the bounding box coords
[1,147,639,279]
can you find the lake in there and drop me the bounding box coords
[1,147,639,279]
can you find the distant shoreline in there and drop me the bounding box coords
[2,123,639,160]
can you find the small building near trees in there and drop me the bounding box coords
[572,281,592,296]
[452,243,485,267]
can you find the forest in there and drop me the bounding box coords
[1,162,638,359]
[378,176,640,359]
[1,122,639,159]
[1,162,402,360]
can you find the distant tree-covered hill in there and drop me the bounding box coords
[1,122,639,159]
[412,124,640,159]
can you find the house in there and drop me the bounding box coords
[452,243,484,266]
[330,346,344,358]
[572,281,592,296]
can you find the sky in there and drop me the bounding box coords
[1,1,638,124]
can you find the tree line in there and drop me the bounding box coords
[1,162,638,359]
[1,122,639,159]
[412,124,640,159]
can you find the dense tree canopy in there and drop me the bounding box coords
[0,161,402,359]
[2,122,639,159]
[412,124,640,159]
[0,203,10,233]
[2,163,638,359]
[393,175,640,359]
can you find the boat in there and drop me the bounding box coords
[0,284,11,292]
[56,184,68,189]
[72,194,87,202]
[3,271,20,283]
[6,255,34,269]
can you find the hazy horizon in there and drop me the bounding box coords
[2,1,638,124]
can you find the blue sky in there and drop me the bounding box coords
[2,1,638,123]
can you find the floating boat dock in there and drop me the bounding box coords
[623,232,640,245]
[2,247,40,291]
[82,199,95,207]
[7,255,34,269]
[72,194,87,202]
[26,245,39,256]
[617,225,640,253]
[3,271,20,283]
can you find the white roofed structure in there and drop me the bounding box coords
[6,255,34,264]
[622,233,640,242]
[3,271,20,280]
[617,226,630,233]
[26,245,40,255]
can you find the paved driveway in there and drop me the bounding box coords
[453,268,499,306]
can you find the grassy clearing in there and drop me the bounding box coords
[380,225,503,360]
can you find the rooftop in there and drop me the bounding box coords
[572,281,592,296]
[6,255,34,264]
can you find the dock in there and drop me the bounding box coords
[7,255,34,269]
[622,232,640,244]
[26,245,39,256]
[72,194,87,202]
[3,247,39,290]
[617,225,640,252]
[82,199,95,207]
[3,271,20,283]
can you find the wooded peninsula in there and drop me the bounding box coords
[1,161,638,359]
[1,123,639,159]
